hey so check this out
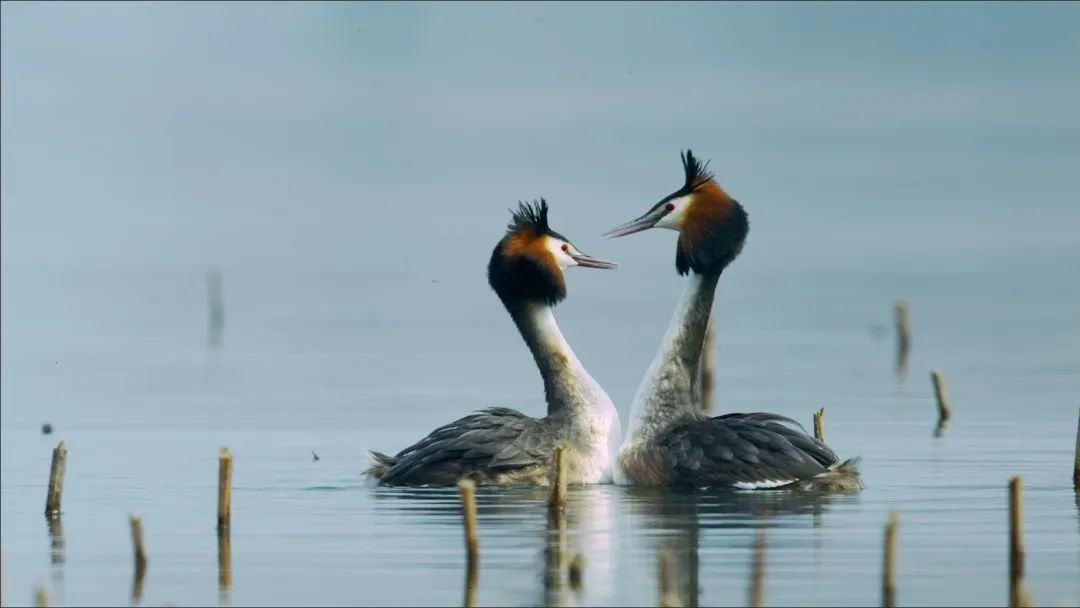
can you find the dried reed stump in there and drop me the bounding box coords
[930,370,952,437]
[44,442,67,518]
[813,408,825,442]
[217,448,232,532]
[883,511,898,608]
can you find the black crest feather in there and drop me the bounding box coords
[489,197,567,308]
[681,149,714,190]
[506,198,550,235]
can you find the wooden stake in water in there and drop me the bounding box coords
[218,448,232,532]
[217,527,232,597]
[699,321,715,413]
[458,480,479,608]
[457,480,479,566]
[44,442,67,518]
[129,515,148,603]
[548,444,568,519]
[1073,408,1079,491]
[813,407,825,442]
[749,526,766,608]
[1008,476,1027,608]
[930,370,951,437]
[895,299,911,373]
[883,511,898,608]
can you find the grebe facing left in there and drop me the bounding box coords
[366,199,622,486]
[606,150,861,491]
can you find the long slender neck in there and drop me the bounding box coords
[626,271,720,439]
[507,302,601,418]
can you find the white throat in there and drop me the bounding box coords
[521,303,623,482]
[623,272,715,442]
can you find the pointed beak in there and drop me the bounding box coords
[570,252,618,269]
[603,210,662,238]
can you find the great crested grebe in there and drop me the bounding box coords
[366,199,622,486]
[605,150,862,490]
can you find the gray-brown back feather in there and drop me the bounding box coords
[372,407,559,486]
[656,412,841,487]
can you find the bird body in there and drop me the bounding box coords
[367,200,620,486]
[609,151,861,491]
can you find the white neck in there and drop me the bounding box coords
[624,272,718,441]
[512,302,622,481]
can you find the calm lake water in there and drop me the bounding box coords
[2,238,1078,607]
[3,2,1080,607]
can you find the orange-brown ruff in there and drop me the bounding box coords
[366,200,621,486]
[612,150,862,491]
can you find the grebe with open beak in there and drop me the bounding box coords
[367,200,622,486]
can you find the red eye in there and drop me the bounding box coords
[561,243,569,253]
[665,203,675,212]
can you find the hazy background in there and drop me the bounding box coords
[3,1,1078,432]
[2,3,1079,606]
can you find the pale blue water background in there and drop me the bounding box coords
[2,2,1079,606]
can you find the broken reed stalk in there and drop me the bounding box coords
[813,407,825,442]
[458,480,479,566]
[883,511,898,608]
[930,370,951,437]
[548,444,568,519]
[129,515,147,603]
[217,448,232,532]
[895,299,911,371]
[458,480,479,608]
[217,527,232,595]
[44,442,67,518]
[749,525,766,608]
[700,321,715,413]
[1073,409,1079,491]
[1008,476,1026,608]
[464,562,478,608]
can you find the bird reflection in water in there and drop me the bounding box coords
[373,485,619,608]
[372,484,851,607]
[47,516,65,592]
[625,486,852,607]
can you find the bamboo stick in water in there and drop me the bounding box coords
[1008,476,1029,608]
[129,515,147,603]
[895,299,910,372]
[457,480,479,566]
[883,511,898,608]
[217,527,232,597]
[458,480,479,608]
[218,448,232,532]
[930,370,951,437]
[548,444,568,518]
[813,408,825,442]
[1073,409,1079,491]
[44,442,67,518]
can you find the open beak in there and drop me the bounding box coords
[603,210,662,238]
[570,252,618,269]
